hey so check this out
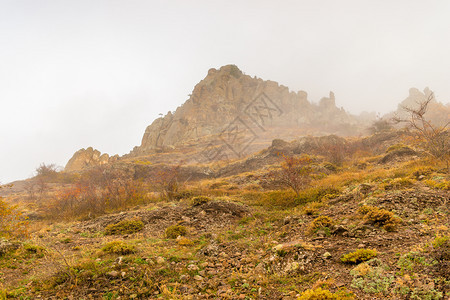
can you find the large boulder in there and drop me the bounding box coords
[65,147,114,172]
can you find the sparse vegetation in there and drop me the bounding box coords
[2,130,449,299]
[0,187,28,238]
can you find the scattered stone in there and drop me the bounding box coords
[156,256,165,264]
[107,271,119,278]
[188,264,199,271]
[194,275,204,281]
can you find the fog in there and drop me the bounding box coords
[1,0,449,183]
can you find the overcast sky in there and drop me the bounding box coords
[1,0,449,183]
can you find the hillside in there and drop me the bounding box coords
[1,66,449,299]
[1,131,449,299]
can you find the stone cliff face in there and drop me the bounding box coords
[134,65,367,157]
[65,147,117,172]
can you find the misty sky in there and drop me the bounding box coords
[1,0,450,183]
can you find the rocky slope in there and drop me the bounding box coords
[132,65,373,158]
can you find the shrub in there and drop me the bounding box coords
[432,235,449,249]
[165,225,187,239]
[298,287,354,299]
[302,202,323,216]
[298,287,337,299]
[192,196,211,206]
[383,178,415,190]
[104,219,144,235]
[341,249,378,264]
[173,190,194,200]
[0,194,28,238]
[425,179,450,191]
[269,155,313,197]
[101,241,135,255]
[358,205,401,231]
[307,216,333,235]
[176,237,194,246]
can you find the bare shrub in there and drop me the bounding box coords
[393,93,450,172]
[269,155,313,197]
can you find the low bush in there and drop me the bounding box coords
[358,205,401,231]
[102,241,135,255]
[341,249,377,264]
[104,219,144,235]
[165,225,187,239]
[191,196,211,206]
[307,216,334,235]
[298,287,337,299]
[302,202,323,216]
[298,287,354,299]
[0,196,28,238]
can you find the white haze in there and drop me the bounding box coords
[1,0,449,183]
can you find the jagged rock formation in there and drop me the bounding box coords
[133,65,372,159]
[65,147,116,172]
[388,87,450,127]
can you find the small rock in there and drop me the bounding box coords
[179,274,190,282]
[156,256,165,264]
[194,275,204,281]
[273,244,284,251]
[323,252,332,259]
[188,264,199,271]
[107,271,120,277]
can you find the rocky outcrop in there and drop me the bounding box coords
[387,87,450,127]
[133,65,372,158]
[65,147,117,172]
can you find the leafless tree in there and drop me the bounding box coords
[393,93,450,172]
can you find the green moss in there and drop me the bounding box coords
[104,219,144,235]
[101,241,135,255]
[165,225,187,239]
[341,249,378,264]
